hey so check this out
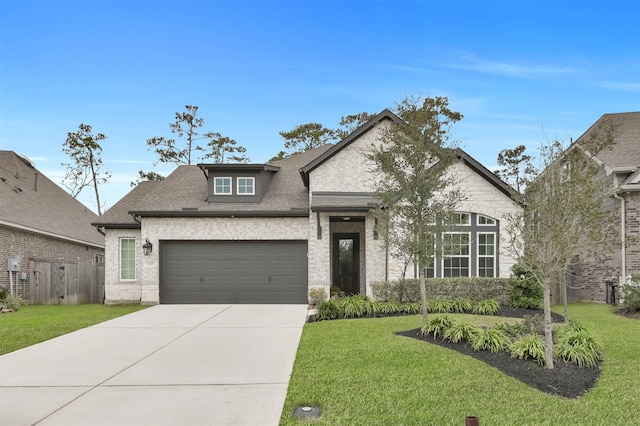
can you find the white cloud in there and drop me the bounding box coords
[594,81,640,93]
[449,56,576,77]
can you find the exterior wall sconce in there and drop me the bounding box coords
[142,238,153,256]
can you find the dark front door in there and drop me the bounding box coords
[333,233,360,295]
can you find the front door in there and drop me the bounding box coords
[332,233,360,295]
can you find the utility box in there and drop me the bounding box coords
[7,256,21,272]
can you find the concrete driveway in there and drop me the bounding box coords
[0,304,308,426]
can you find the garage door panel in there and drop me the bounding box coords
[160,241,308,304]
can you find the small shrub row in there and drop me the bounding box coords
[420,314,602,368]
[371,278,510,304]
[314,296,500,321]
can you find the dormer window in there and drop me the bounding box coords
[237,177,255,195]
[214,177,232,195]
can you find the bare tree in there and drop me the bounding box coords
[62,123,111,215]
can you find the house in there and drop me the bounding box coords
[569,112,640,302]
[0,151,105,302]
[94,109,522,305]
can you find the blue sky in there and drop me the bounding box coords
[1,0,639,213]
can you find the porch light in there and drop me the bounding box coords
[142,238,153,256]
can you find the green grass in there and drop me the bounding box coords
[281,303,640,425]
[0,304,148,355]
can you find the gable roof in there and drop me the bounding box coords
[0,151,104,247]
[94,145,333,224]
[299,108,520,202]
[579,112,640,170]
[299,108,402,186]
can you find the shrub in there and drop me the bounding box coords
[0,294,22,311]
[315,300,343,321]
[401,302,421,314]
[0,286,8,300]
[370,279,420,303]
[473,299,500,315]
[341,295,377,318]
[507,264,543,309]
[510,335,546,365]
[376,300,401,315]
[471,327,512,353]
[495,315,543,338]
[421,315,455,339]
[443,321,481,343]
[554,322,602,367]
[431,298,455,313]
[308,287,327,305]
[621,277,640,312]
[452,298,473,313]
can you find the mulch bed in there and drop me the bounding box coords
[395,307,602,399]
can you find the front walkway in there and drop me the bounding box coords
[0,304,308,425]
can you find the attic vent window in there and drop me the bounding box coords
[214,177,232,195]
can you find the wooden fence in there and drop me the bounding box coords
[22,260,105,305]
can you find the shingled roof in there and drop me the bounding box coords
[578,112,640,170]
[0,151,104,247]
[95,145,333,223]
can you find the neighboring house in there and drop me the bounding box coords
[568,112,640,302]
[0,151,105,301]
[94,110,522,305]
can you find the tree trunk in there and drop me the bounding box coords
[419,265,428,324]
[543,282,554,369]
[562,272,569,324]
[88,150,102,216]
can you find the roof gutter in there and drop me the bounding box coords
[128,209,310,218]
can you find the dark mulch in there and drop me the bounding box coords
[395,307,601,399]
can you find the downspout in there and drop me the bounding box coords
[613,191,626,285]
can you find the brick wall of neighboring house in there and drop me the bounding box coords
[0,224,104,297]
[575,191,640,302]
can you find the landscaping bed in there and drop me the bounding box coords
[397,306,600,399]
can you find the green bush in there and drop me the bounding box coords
[315,300,344,321]
[371,277,510,304]
[0,294,22,311]
[401,302,421,314]
[621,277,640,311]
[421,315,455,339]
[471,327,512,353]
[370,279,420,303]
[375,300,401,315]
[430,298,455,313]
[0,286,8,300]
[443,321,481,343]
[308,287,327,305]
[341,295,377,318]
[510,335,546,365]
[472,299,500,315]
[554,322,602,367]
[507,264,543,309]
[452,298,473,313]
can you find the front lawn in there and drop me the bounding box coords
[281,303,640,425]
[0,304,148,355]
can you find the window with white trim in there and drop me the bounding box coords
[443,232,470,277]
[237,177,255,195]
[477,233,496,277]
[214,177,232,194]
[478,215,496,225]
[120,238,136,280]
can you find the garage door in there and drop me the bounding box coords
[160,241,308,304]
